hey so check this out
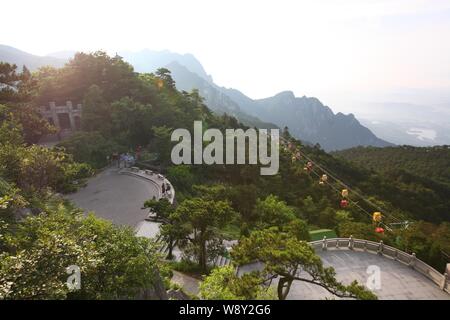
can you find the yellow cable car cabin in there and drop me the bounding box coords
[373,212,382,222]
[341,189,349,198]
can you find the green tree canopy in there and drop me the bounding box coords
[199,266,276,300]
[232,228,377,300]
[254,195,296,228]
[0,204,165,299]
[172,197,236,272]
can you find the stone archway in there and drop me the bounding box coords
[57,113,71,129]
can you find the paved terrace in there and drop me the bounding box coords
[238,238,450,300]
[290,249,449,300]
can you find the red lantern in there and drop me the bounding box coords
[375,227,385,234]
[340,199,349,208]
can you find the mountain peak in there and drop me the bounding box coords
[274,90,295,99]
[0,44,66,70]
[117,49,213,83]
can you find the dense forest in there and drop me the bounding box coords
[333,145,450,185]
[332,146,450,223]
[0,52,448,299]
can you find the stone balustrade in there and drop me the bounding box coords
[311,237,450,293]
[119,167,175,204]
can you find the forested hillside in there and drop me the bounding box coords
[1,52,449,299]
[0,45,394,151]
[332,146,450,224]
[0,59,169,299]
[51,53,450,268]
[333,146,450,185]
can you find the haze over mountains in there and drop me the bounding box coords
[357,102,450,147]
[223,89,391,151]
[5,44,447,150]
[0,44,65,70]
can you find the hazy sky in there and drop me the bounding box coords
[3,0,450,112]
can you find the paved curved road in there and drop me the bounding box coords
[67,168,159,228]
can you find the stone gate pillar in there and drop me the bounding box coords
[66,101,76,130]
[49,102,60,128]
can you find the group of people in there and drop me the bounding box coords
[161,182,171,195]
[110,152,136,168]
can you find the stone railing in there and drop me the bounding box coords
[311,237,449,294]
[119,167,175,204]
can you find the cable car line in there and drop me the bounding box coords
[278,136,408,232]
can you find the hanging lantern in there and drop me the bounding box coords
[375,227,385,234]
[340,199,349,208]
[341,189,349,198]
[304,161,313,172]
[373,212,382,222]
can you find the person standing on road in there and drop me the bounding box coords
[112,152,119,168]
[119,153,125,168]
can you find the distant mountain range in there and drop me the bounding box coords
[0,45,66,70]
[0,44,393,151]
[164,61,278,130]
